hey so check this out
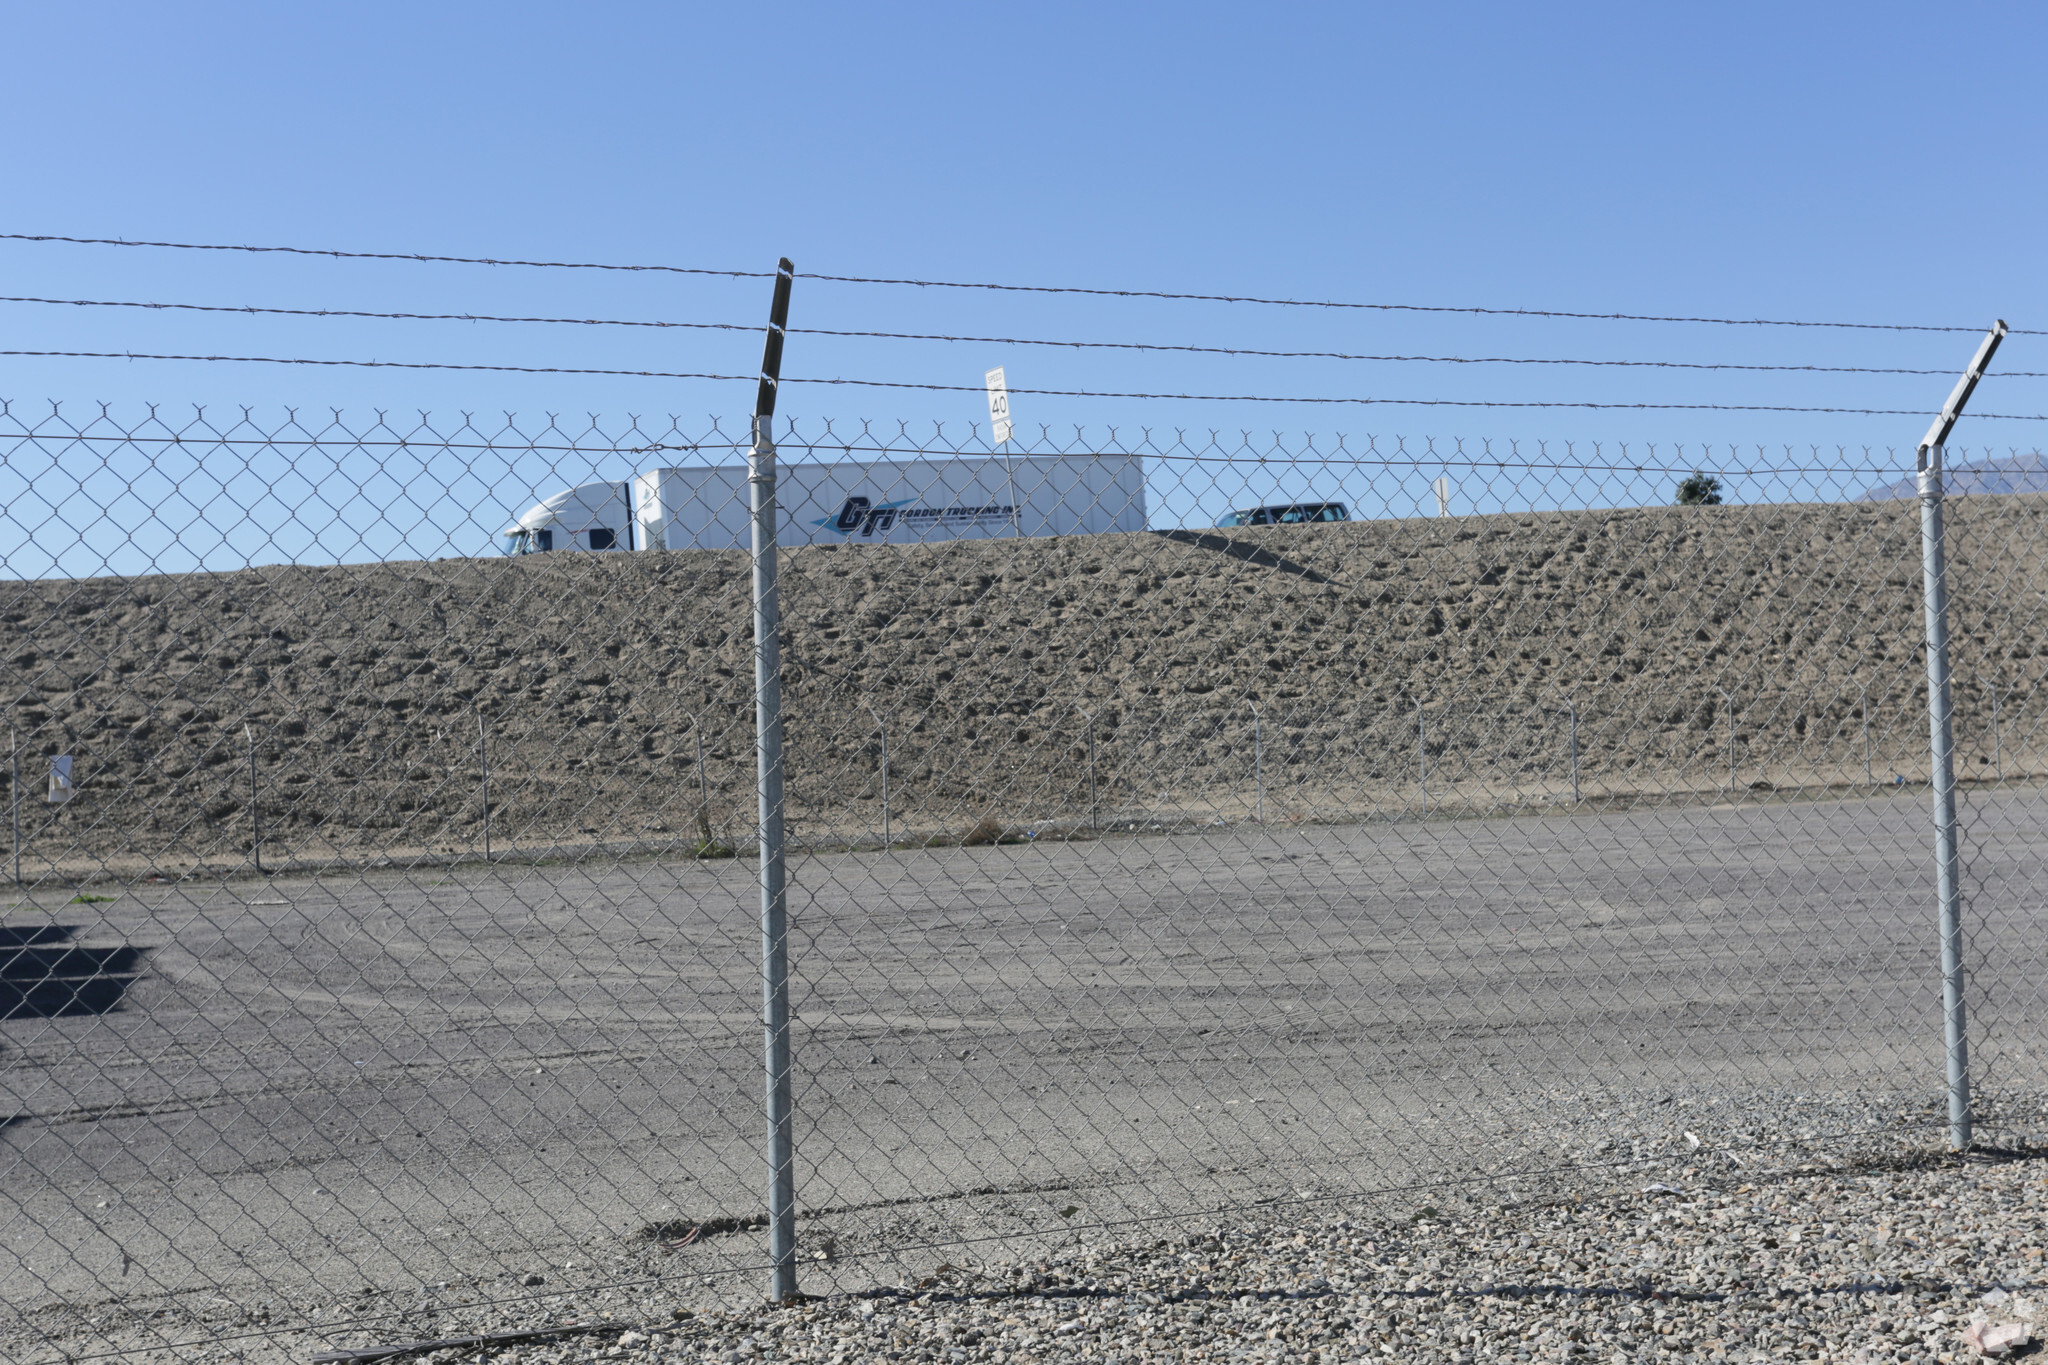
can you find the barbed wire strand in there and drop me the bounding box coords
[5,294,2039,378]
[800,272,2028,335]
[0,233,768,279]
[7,349,2043,421]
[1,233,2028,335]
[0,420,1962,478]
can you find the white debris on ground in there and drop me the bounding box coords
[378,1148,2048,1365]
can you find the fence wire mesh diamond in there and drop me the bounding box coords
[1,402,2042,1361]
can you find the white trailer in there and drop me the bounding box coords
[503,454,1147,554]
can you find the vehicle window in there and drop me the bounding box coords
[1278,507,1310,523]
[587,527,616,550]
[534,528,554,552]
[1316,505,1346,522]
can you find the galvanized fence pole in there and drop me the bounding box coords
[1716,686,1736,793]
[1907,322,2003,1153]
[1087,716,1099,832]
[693,725,714,851]
[1991,685,2002,781]
[244,725,263,876]
[1860,681,1873,786]
[750,258,799,1300]
[1920,444,1972,1150]
[9,728,18,887]
[1416,700,1427,816]
[1568,700,1580,805]
[1248,701,1264,823]
[477,709,492,862]
[865,704,890,848]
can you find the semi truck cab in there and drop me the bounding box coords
[503,481,635,554]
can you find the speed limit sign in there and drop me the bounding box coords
[985,366,1014,444]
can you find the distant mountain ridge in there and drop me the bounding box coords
[1860,453,2048,500]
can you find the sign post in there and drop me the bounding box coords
[986,367,1021,534]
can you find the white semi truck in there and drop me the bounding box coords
[502,453,1148,554]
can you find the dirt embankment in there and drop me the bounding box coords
[3,497,2041,874]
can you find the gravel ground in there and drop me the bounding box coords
[374,1144,2048,1365]
[23,1104,2048,1365]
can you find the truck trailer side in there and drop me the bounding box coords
[506,454,1147,554]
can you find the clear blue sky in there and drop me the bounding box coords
[3,0,2044,565]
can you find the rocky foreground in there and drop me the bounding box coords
[279,1145,2044,1365]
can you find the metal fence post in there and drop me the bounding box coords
[244,725,263,876]
[1087,716,1099,832]
[1248,701,1264,824]
[1568,699,1580,805]
[1920,443,1972,1150]
[1417,700,1427,816]
[865,704,889,848]
[477,709,492,862]
[1716,686,1736,794]
[1860,681,1873,786]
[9,728,19,887]
[1991,685,2002,781]
[1907,322,2004,1154]
[693,725,715,852]
[750,258,798,1300]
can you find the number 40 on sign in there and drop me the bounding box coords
[984,367,1014,445]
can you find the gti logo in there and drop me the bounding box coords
[822,495,911,537]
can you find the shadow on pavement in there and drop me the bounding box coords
[0,924,149,1020]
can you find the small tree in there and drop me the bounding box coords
[1675,472,1723,506]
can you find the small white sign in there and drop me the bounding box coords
[1432,476,1452,517]
[985,367,1014,445]
[47,755,74,804]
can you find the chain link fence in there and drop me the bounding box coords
[3,401,2046,1361]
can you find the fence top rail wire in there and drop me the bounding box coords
[8,295,2040,377]
[2,232,2030,333]
[0,405,2026,476]
[6,349,2046,422]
